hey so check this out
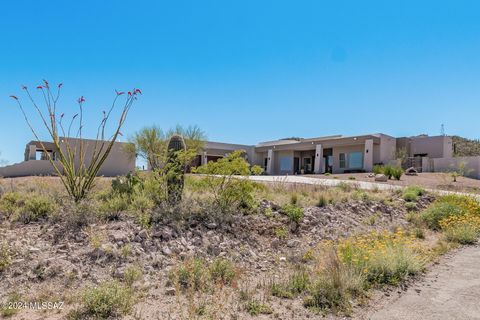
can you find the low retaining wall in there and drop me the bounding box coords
[0,160,63,178]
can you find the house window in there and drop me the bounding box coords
[339,153,346,168]
[280,156,292,171]
[348,152,363,169]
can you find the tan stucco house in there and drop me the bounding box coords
[198,133,454,176]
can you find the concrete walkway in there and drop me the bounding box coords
[367,245,480,320]
[245,175,480,198]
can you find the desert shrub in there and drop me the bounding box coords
[402,185,425,202]
[271,269,310,299]
[336,182,351,192]
[274,226,289,239]
[64,200,99,230]
[0,292,21,318]
[437,195,480,215]
[250,165,264,176]
[443,224,478,244]
[0,242,11,273]
[317,194,331,207]
[18,194,58,223]
[0,192,24,218]
[373,165,384,175]
[208,258,237,285]
[413,227,425,239]
[304,251,364,314]
[391,167,404,180]
[348,176,356,180]
[142,173,167,205]
[282,204,304,224]
[440,214,480,244]
[337,229,425,286]
[170,258,208,292]
[421,202,464,230]
[290,193,299,205]
[111,173,142,195]
[99,195,129,221]
[245,299,273,316]
[128,192,155,228]
[77,280,135,319]
[124,265,143,287]
[383,165,394,179]
[405,202,417,211]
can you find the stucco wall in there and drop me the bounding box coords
[0,160,63,178]
[274,150,294,175]
[409,136,452,158]
[379,134,397,164]
[431,156,480,179]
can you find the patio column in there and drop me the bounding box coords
[314,144,323,174]
[266,149,274,175]
[201,151,208,166]
[364,139,374,172]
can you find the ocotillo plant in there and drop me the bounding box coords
[166,134,186,204]
[10,80,141,202]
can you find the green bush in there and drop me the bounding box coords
[124,265,143,287]
[79,280,135,319]
[250,165,264,176]
[336,182,351,192]
[422,202,464,230]
[271,270,310,299]
[245,299,273,316]
[99,195,129,220]
[303,252,364,314]
[111,173,142,195]
[208,258,237,285]
[20,194,57,223]
[383,166,394,179]
[391,167,404,180]
[402,185,425,202]
[0,242,11,273]
[373,165,384,175]
[444,224,478,244]
[282,204,304,224]
[170,258,207,292]
[0,192,24,217]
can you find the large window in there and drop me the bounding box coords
[339,153,346,168]
[348,152,363,169]
[280,156,292,171]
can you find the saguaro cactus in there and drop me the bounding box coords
[166,134,186,204]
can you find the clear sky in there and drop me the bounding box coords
[1,0,479,164]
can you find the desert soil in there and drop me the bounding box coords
[363,244,480,320]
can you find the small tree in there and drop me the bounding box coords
[194,150,258,212]
[127,124,206,171]
[10,81,141,202]
[450,161,471,182]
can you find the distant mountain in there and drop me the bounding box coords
[452,136,480,157]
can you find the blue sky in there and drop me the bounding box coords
[1,0,479,164]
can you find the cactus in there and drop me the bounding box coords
[166,134,186,204]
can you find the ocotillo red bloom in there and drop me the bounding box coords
[43,80,49,88]
[21,85,27,90]
[61,113,65,118]
[77,96,85,103]
[36,85,43,89]
[135,89,142,94]
[128,91,132,96]
[58,83,63,88]
[115,90,125,95]
[9,95,18,100]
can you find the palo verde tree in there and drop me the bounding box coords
[10,80,141,202]
[126,124,206,171]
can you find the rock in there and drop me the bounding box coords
[374,174,388,182]
[405,167,418,176]
[111,230,129,242]
[162,246,173,256]
[206,223,217,230]
[29,247,41,253]
[279,256,287,262]
[138,229,148,239]
[165,287,176,295]
[287,239,301,248]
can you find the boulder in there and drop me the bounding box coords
[405,167,418,176]
[374,174,388,182]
